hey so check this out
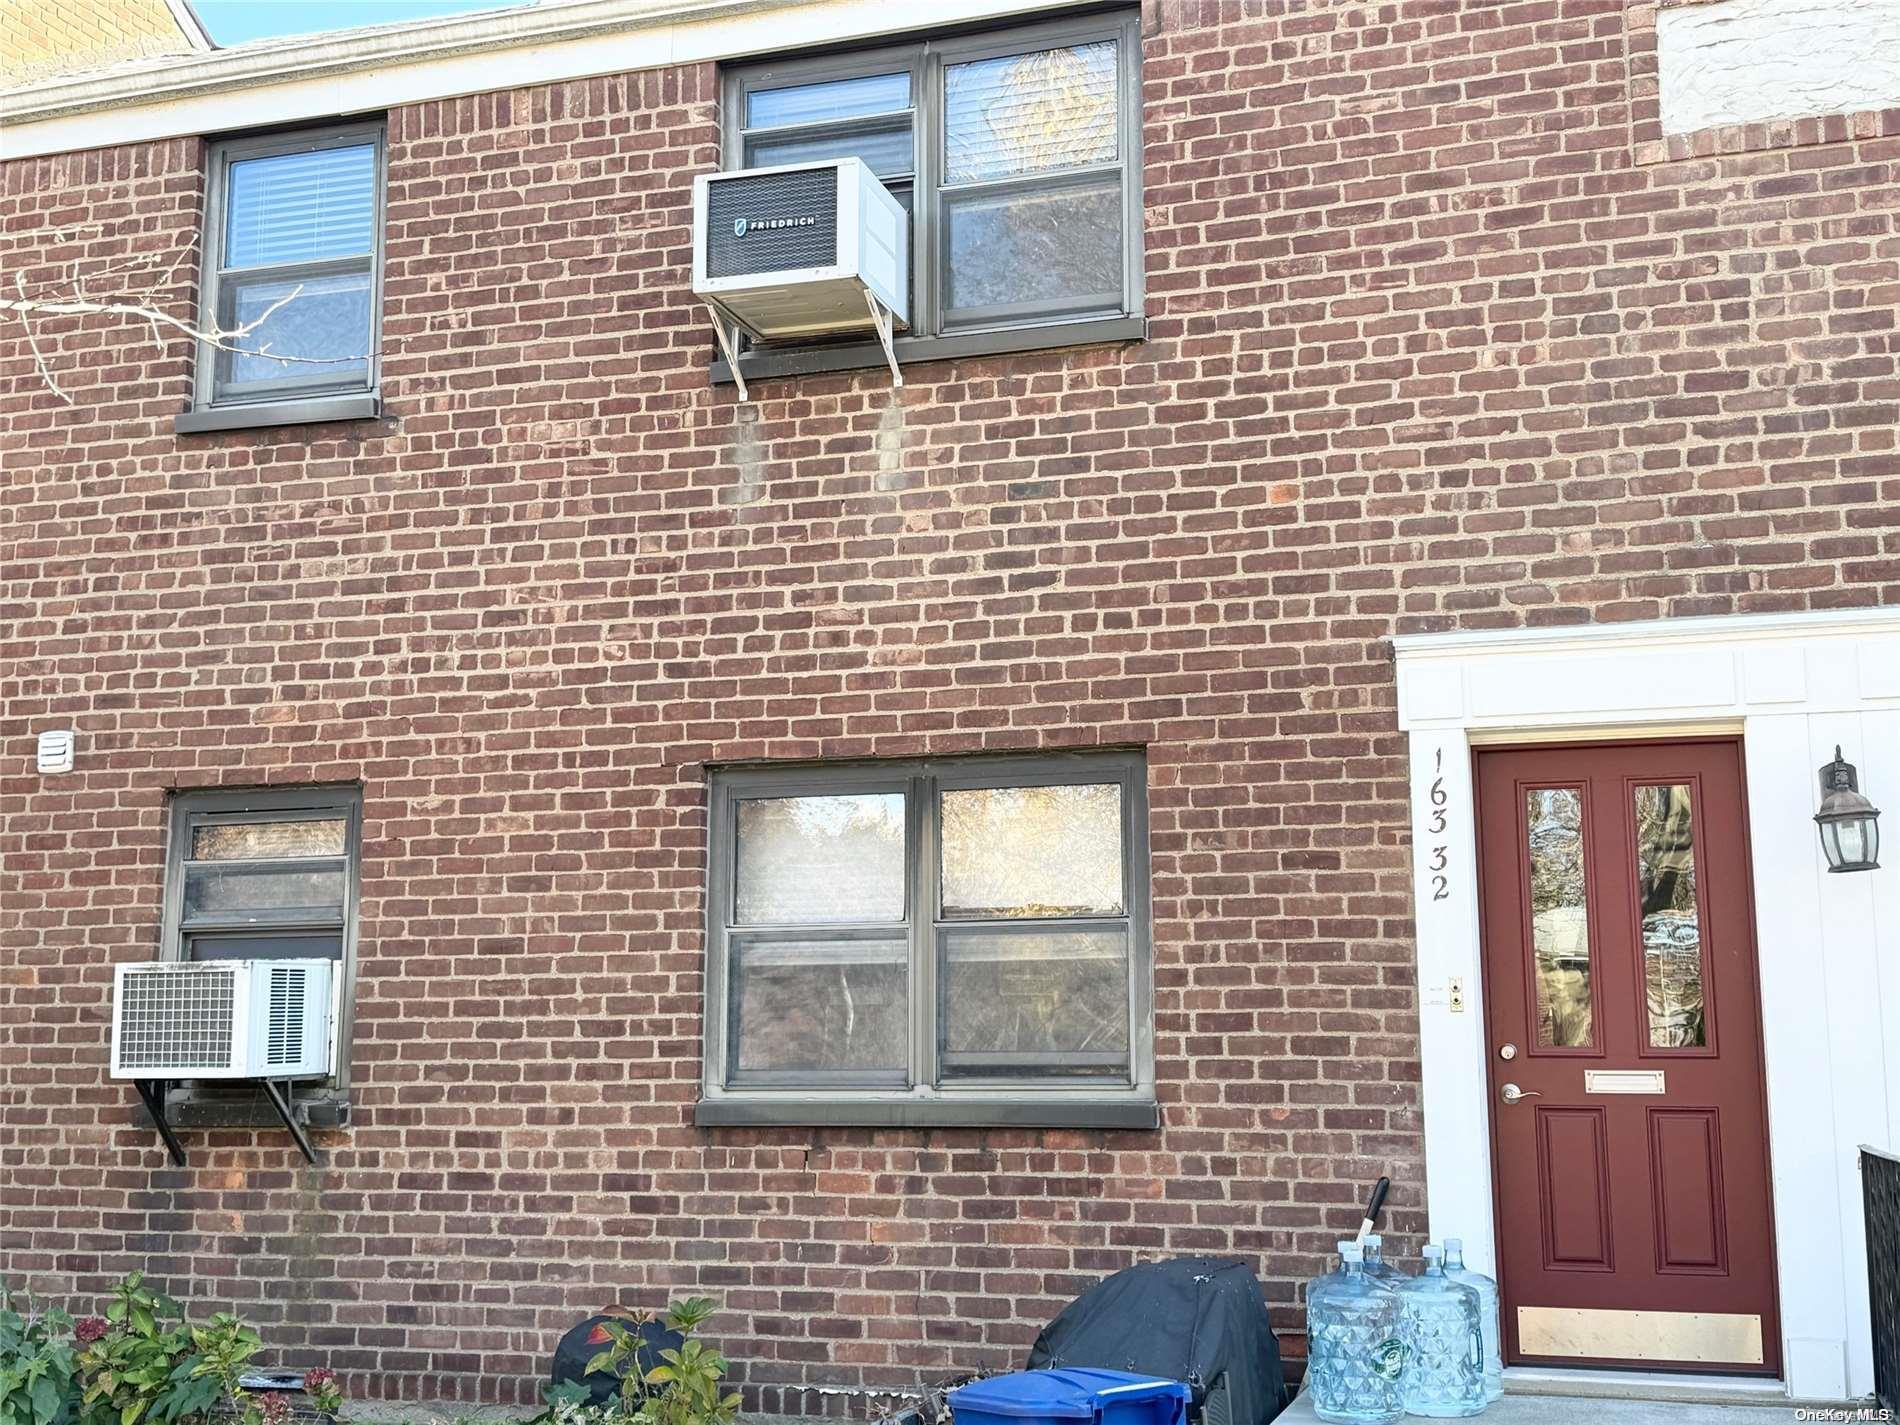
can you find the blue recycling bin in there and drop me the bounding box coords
[949,1369,1190,1425]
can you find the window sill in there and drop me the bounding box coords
[162,1089,350,1130]
[175,393,380,434]
[695,1094,1158,1130]
[710,315,1147,387]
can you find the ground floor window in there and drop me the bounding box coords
[161,785,362,1091]
[699,751,1155,1128]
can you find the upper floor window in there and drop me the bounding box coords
[699,751,1156,1129]
[719,10,1143,373]
[184,123,385,431]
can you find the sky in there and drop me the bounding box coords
[189,0,534,46]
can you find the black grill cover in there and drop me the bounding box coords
[551,1315,685,1407]
[704,167,839,279]
[1026,1258,1288,1425]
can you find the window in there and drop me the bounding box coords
[719,10,1144,378]
[182,123,385,432]
[700,752,1155,1128]
[161,787,362,1105]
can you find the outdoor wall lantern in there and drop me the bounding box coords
[1815,746,1881,873]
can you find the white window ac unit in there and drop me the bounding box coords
[109,959,334,1081]
[690,156,908,398]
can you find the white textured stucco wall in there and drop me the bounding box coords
[1658,0,1900,134]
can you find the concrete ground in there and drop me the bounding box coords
[345,1370,1870,1425]
[1275,1359,1882,1423]
[1278,1392,1828,1424]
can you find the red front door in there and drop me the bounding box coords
[1475,739,1778,1374]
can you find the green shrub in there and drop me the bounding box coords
[76,1274,220,1425]
[0,1277,345,1425]
[0,1288,76,1425]
[576,1298,739,1425]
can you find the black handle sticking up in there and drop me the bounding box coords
[1356,1176,1391,1241]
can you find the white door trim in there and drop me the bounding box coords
[1393,607,1900,1404]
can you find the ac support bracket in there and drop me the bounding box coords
[863,290,903,389]
[132,1079,320,1167]
[134,1079,188,1167]
[259,1078,320,1165]
[706,305,750,403]
[705,292,905,406]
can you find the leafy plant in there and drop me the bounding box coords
[186,1314,264,1425]
[297,1370,340,1420]
[537,1397,619,1425]
[582,1299,737,1425]
[0,1287,76,1425]
[76,1274,220,1425]
[635,1337,738,1425]
[541,1383,594,1412]
[0,1276,344,1425]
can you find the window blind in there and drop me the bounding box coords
[225,143,377,270]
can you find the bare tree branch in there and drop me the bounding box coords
[0,284,349,355]
[12,276,71,406]
[6,224,380,401]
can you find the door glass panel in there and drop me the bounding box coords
[1526,787,1593,1048]
[940,783,1123,918]
[1634,783,1707,1048]
[733,793,905,924]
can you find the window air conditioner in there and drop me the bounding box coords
[109,959,334,1081]
[691,156,908,399]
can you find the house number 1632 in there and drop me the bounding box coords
[1427,749,1450,901]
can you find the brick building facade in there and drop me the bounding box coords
[3,0,1897,1414]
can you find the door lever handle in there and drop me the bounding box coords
[1500,1083,1541,1104]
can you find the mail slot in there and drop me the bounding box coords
[1584,1069,1666,1094]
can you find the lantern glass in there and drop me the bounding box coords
[1819,811,1879,873]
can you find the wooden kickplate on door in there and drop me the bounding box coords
[1518,1306,1763,1364]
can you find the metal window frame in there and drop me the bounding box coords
[700,750,1157,1129]
[161,785,364,1100]
[190,121,387,417]
[716,7,1143,356]
[929,15,1138,332]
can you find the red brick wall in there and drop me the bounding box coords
[3,0,1896,1411]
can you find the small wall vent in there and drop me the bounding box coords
[36,730,75,775]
